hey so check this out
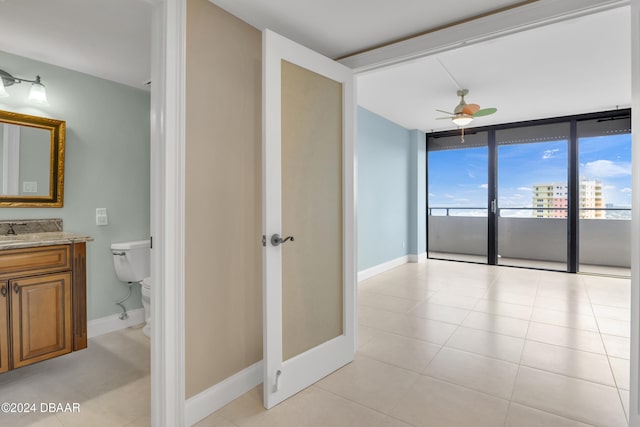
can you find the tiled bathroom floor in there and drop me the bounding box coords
[0,325,150,427]
[199,259,630,427]
[0,259,629,426]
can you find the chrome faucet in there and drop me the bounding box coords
[6,222,26,235]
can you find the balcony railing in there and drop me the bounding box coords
[427,206,631,270]
[428,206,631,219]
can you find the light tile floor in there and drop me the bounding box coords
[200,259,630,427]
[0,259,630,427]
[0,325,150,427]
[428,252,631,277]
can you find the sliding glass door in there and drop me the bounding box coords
[496,122,570,271]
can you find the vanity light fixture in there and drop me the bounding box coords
[0,68,48,104]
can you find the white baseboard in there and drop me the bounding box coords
[408,252,427,263]
[87,308,145,338]
[185,361,263,426]
[358,255,409,281]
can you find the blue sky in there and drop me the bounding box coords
[428,133,631,210]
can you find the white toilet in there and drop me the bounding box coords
[139,277,151,337]
[111,240,151,337]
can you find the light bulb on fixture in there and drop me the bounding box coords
[452,116,473,126]
[0,77,8,98]
[0,69,48,104]
[28,76,47,104]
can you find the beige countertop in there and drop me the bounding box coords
[0,232,93,250]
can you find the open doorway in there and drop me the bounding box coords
[0,0,154,425]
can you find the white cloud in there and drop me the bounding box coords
[517,187,532,192]
[583,160,631,178]
[479,184,488,189]
[444,194,455,199]
[621,187,632,193]
[603,185,616,190]
[428,193,435,197]
[542,149,560,159]
[499,193,531,208]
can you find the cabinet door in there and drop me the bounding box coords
[11,272,72,368]
[0,281,8,373]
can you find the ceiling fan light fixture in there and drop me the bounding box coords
[452,116,473,126]
[436,89,497,129]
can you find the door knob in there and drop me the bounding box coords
[0,285,5,297]
[271,234,294,247]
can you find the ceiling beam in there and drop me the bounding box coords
[340,0,629,73]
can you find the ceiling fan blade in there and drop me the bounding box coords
[436,117,453,120]
[473,107,497,117]
[436,109,455,115]
[461,104,480,115]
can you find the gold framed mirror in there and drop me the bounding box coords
[0,110,65,207]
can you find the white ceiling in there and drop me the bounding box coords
[0,0,630,132]
[357,5,631,132]
[0,0,152,89]
[208,0,528,59]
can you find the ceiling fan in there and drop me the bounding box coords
[436,89,497,127]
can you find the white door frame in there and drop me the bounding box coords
[630,1,640,425]
[155,0,636,424]
[150,0,186,425]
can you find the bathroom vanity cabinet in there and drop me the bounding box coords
[0,241,88,373]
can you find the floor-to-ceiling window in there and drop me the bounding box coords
[577,116,632,276]
[426,109,631,276]
[427,131,488,263]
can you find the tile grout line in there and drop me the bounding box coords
[502,274,615,427]
[414,268,520,420]
[502,272,539,427]
[418,272,486,374]
[583,273,630,424]
[504,274,622,427]
[357,265,431,424]
[357,263,456,423]
[309,383,418,426]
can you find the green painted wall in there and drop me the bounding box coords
[0,50,150,320]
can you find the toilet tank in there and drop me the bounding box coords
[111,240,150,283]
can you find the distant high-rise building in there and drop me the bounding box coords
[532,178,604,218]
[580,178,605,218]
[532,183,567,218]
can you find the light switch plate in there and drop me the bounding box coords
[96,208,108,226]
